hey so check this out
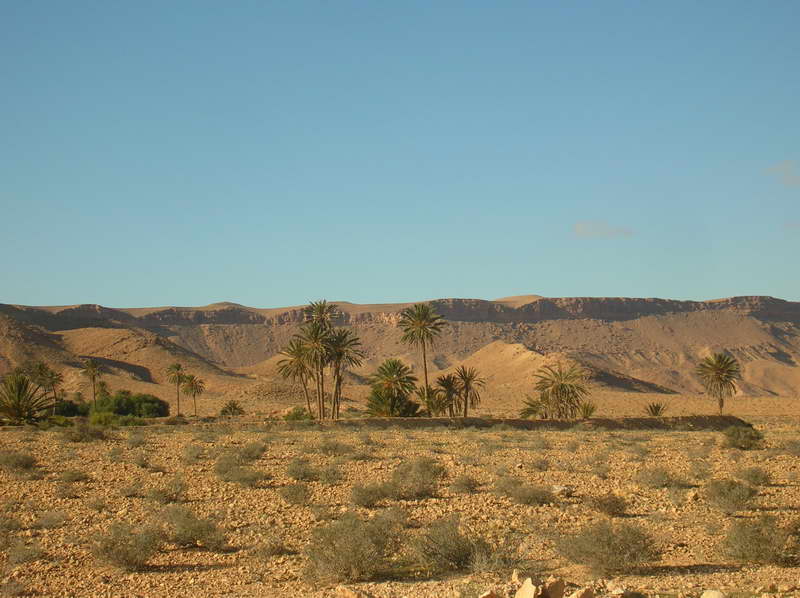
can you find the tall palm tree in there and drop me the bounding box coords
[304,299,339,329]
[277,338,314,416]
[532,363,589,419]
[455,366,485,418]
[181,374,206,417]
[298,321,332,419]
[43,369,64,415]
[327,328,365,419]
[0,373,51,424]
[166,363,186,416]
[80,358,104,407]
[435,373,461,417]
[696,352,741,414]
[398,303,445,390]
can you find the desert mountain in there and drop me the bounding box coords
[1,295,799,414]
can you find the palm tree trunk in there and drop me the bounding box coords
[463,389,468,418]
[718,396,724,415]
[176,382,181,416]
[193,394,197,417]
[319,360,326,419]
[91,377,97,408]
[422,340,429,389]
[301,376,312,416]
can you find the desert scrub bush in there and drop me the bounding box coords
[60,469,90,483]
[252,534,290,558]
[352,483,387,508]
[588,493,627,517]
[578,401,597,419]
[0,580,28,596]
[214,454,268,487]
[733,466,771,486]
[88,411,118,427]
[382,457,445,500]
[689,460,711,482]
[181,444,204,464]
[494,476,555,505]
[86,498,107,512]
[318,438,352,456]
[410,516,494,575]
[32,510,67,529]
[132,452,150,469]
[119,482,140,498]
[5,540,44,565]
[93,522,164,571]
[219,400,245,417]
[0,514,22,532]
[450,475,480,494]
[54,483,80,499]
[319,464,342,485]
[531,458,550,472]
[147,475,187,504]
[303,513,396,583]
[634,466,684,489]
[278,483,312,505]
[781,439,800,456]
[283,406,313,421]
[61,423,106,442]
[557,519,658,574]
[705,479,757,514]
[126,432,146,448]
[238,441,267,462]
[722,426,764,450]
[0,450,36,472]
[161,505,226,551]
[719,515,792,564]
[286,457,318,481]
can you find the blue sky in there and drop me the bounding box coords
[1,1,798,307]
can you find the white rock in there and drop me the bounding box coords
[700,591,727,598]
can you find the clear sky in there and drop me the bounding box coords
[2,1,798,308]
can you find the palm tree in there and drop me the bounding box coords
[532,363,589,419]
[304,299,339,329]
[696,353,741,414]
[398,303,445,389]
[43,369,64,415]
[327,328,365,419]
[298,321,332,419]
[455,366,485,418]
[415,385,448,416]
[181,374,206,417]
[370,358,418,398]
[435,374,461,417]
[0,373,51,424]
[366,359,420,418]
[277,338,314,416]
[80,358,104,407]
[96,380,111,401]
[166,363,186,416]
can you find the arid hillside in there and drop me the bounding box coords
[1,295,799,415]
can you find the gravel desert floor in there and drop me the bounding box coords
[2,413,800,597]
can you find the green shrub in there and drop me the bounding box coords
[720,515,790,564]
[89,411,117,427]
[219,401,245,417]
[54,398,90,417]
[163,415,188,426]
[351,483,387,508]
[734,466,771,486]
[161,505,226,551]
[93,391,169,418]
[705,478,757,513]
[0,451,36,472]
[238,442,267,462]
[588,493,627,517]
[116,415,146,426]
[450,475,480,494]
[644,402,667,417]
[411,516,493,574]
[494,476,555,505]
[557,519,658,574]
[723,426,764,450]
[279,483,312,505]
[286,457,318,481]
[147,475,187,504]
[578,401,597,419]
[303,514,395,583]
[283,407,313,421]
[93,522,164,571]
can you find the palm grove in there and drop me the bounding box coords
[0,296,744,423]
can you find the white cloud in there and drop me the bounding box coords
[573,220,634,239]
[766,161,800,187]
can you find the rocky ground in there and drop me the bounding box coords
[2,415,800,597]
